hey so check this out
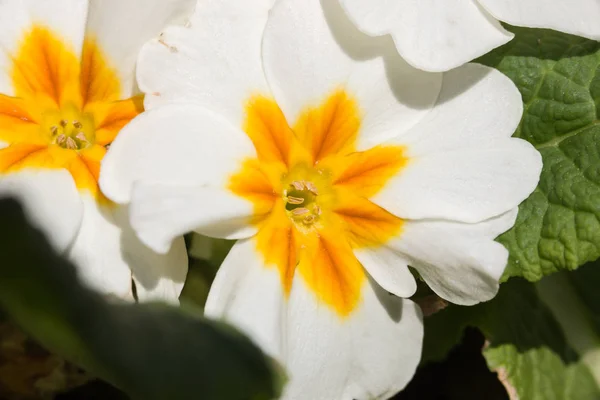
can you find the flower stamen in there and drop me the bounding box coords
[287,196,305,205]
[292,207,310,216]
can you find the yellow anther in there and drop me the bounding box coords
[291,181,305,191]
[303,215,315,224]
[287,196,305,205]
[305,181,318,195]
[75,132,88,143]
[292,208,310,216]
[65,137,77,149]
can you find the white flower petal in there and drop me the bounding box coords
[396,64,524,155]
[262,0,442,150]
[129,183,256,254]
[354,246,417,298]
[284,278,422,400]
[205,239,285,358]
[85,0,196,98]
[67,196,133,300]
[375,140,541,223]
[389,209,518,305]
[0,0,87,94]
[100,104,255,204]
[0,169,82,252]
[480,0,600,40]
[375,64,542,223]
[136,0,274,125]
[115,206,188,304]
[339,0,513,72]
[206,239,423,400]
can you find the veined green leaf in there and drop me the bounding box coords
[477,26,600,281]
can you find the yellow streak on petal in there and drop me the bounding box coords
[254,203,298,295]
[244,95,294,166]
[326,145,409,198]
[91,95,144,145]
[333,191,403,249]
[293,89,360,164]
[297,228,365,317]
[12,26,81,108]
[80,37,121,105]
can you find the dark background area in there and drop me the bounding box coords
[25,328,506,399]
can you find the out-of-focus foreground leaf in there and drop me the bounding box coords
[0,198,283,400]
[477,26,600,282]
[422,263,600,400]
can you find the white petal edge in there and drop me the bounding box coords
[262,0,442,150]
[115,206,188,304]
[376,64,542,223]
[394,64,525,156]
[204,239,285,359]
[100,103,255,204]
[354,246,417,298]
[389,208,519,305]
[67,195,133,301]
[206,239,423,399]
[86,0,196,98]
[0,169,82,252]
[129,182,256,254]
[480,0,600,41]
[0,0,87,94]
[136,0,274,126]
[375,138,541,223]
[339,0,513,72]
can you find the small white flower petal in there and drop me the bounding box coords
[205,239,286,358]
[262,0,442,150]
[354,246,417,298]
[116,205,188,303]
[375,64,542,223]
[389,208,519,305]
[85,0,196,98]
[0,169,82,252]
[339,0,513,72]
[129,182,256,254]
[67,196,133,301]
[480,0,600,41]
[137,0,274,124]
[100,104,255,204]
[206,239,423,400]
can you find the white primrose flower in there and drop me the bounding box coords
[0,0,195,302]
[339,0,600,72]
[100,0,542,398]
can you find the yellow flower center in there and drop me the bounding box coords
[42,105,95,150]
[229,90,409,317]
[0,26,143,202]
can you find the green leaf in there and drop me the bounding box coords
[422,265,600,400]
[477,26,600,281]
[0,198,284,400]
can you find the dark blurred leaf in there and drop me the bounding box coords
[0,198,284,400]
[422,269,600,400]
